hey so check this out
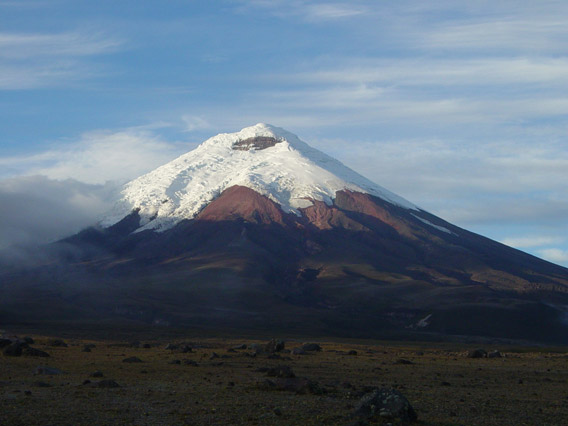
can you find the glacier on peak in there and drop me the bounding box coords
[100,123,417,232]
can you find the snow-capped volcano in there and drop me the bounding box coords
[102,123,416,232]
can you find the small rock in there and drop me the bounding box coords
[273,408,282,416]
[90,371,104,378]
[348,350,358,356]
[182,359,198,366]
[95,380,120,388]
[169,360,181,365]
[122,356,143,363]
[48,339,68,348]
[292,347,307,355]
[22,347,50,358]
[33,366,64,375]
[82,344,96,352]
[142,343,151,349]
[488,350,502,358]
[395,358,414,365]
[209,352,220,360]
[23,337,35,345]
[82,379,91,385]
[24,390,32,396]
[467,349,487,358]
[265,339,285,353]
[259,377,323,394]
[165,344,179,350]
[179,345,193,353]
[265,365,295,378]
[301,343,322,352]
[0,338,12,349]
[232,344,247,350]
[33,381,52,387]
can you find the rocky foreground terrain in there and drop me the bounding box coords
[2,331,568,425]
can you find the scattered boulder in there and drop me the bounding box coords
[122,356,143,363]
[33,381,52,388]
[292,347,307,355]
[22,347,50,358]
[94,380,120,388]
[467,349,487,359]
[179,345,193,353]
[232,344,247,350]
[488,350,502,358]
[259,377,323,395]
[265,365,295,378]
[301,343,322,352]
[265,339,285,353]
[348,350,358,356]
[33,366,64,375]
[3,341,27,357]
[48,339,68,348]
[354,388,417,423]
[209,352,220,360]
[395,358,414,365]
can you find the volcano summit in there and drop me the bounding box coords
[1,124,568,343]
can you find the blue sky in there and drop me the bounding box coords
[1,0,567,267]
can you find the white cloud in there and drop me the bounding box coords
[0,32,122,59]
[278,57,568,87]
[422,18,568,52]
[182,115,212,132]
[501,236,565,249]
[0,31,122,89]
[305,3,367,21]
[236,0,368,22]
[0,176,116,248]
[0,128,187,184]
[537,249,568,264]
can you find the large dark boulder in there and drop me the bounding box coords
[301,343,322,352]
[3,341,27,357]
[23,347,50,357]
[354,388,417,423]
[0,338,13,349]
[48,339,68,347]
[265,339,285,353]
[467,349,487,358]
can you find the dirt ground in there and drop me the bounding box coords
[1,333,567,425]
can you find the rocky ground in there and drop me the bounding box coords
[1,332,568,425]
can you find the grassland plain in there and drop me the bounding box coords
[1,332,568,425]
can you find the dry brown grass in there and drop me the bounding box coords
[1,335,568,425]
